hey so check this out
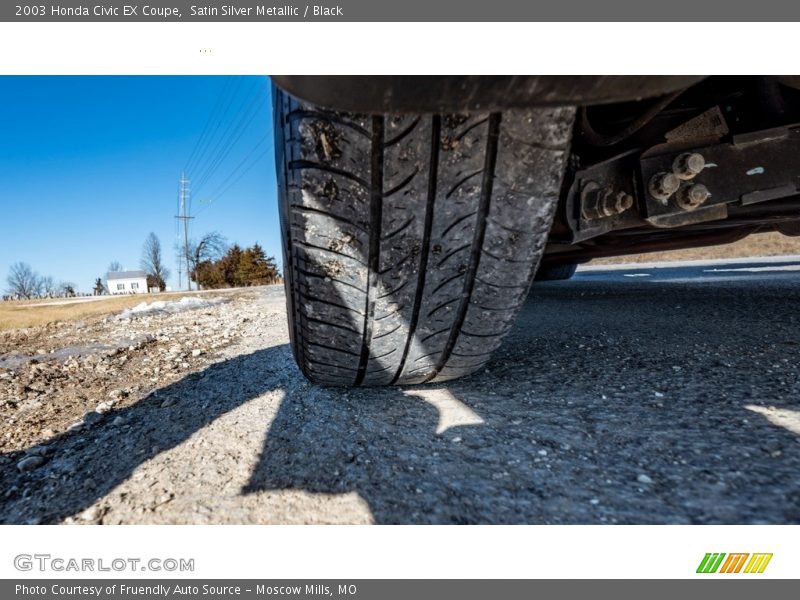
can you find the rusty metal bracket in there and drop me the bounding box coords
[564,150,644,243]
[639,124,800,227]
[564,122,800,242]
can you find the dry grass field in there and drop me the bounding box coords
[0,289,245,331]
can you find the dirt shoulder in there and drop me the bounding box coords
[593,231,800,265]
[0,288,276,454]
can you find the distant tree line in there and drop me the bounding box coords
[190,233,280,289]
[4,262,76,300]
[4,231,279,301]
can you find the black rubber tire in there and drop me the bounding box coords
[535,263,578,281]
[273,86,575,386]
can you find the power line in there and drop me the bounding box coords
[192,79,266,196]
[206,133,269,199]
[183,76,233,176]
[193,124,273,218]
[187,77,245,182]
[185,77,240,176]
[176,76,271,255]
[202,146,272,210]
[193,101,262,195]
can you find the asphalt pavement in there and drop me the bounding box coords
[2,258,799,524]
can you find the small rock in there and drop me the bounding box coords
[112,416,125,426]
[637,474,654,485]
[84,411,103,426]
[17,455,45,471]
[538,449,548,456]
[160,397,176,408]
[191,349,202,358]
[95,401,113,414]
[25,445,49,457]
[79,506,101,522]
[66,420,84,432]
[589,498,600,505]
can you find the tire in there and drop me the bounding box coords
[274,86,575,386]
[535,263,578,281]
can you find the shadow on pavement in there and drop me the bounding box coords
[0,344,295,524]
[246,273,800,524]
[2,268,800,524]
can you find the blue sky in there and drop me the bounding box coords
[0,76,279,293]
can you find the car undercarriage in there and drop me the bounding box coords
[272,75,800,385]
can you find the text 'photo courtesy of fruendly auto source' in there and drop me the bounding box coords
[1,75,799,526]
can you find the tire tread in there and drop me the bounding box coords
[274,87,574,385]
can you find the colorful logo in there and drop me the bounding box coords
[696,553,773,574]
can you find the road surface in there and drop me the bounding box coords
[1,258,799,524]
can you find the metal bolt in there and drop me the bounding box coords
[648,172,681,204]
[675,184,711,211]
[613,191,634,215]
[581,182,602,220]
[672,153,706,180]
[581,182,634,220]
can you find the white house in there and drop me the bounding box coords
[107,270,149,294]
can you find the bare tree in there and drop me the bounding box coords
[141,232,170,292]
[189,232,228,276]
[93,277,106,296]
[6,262,42,299]
[108,260,123,272]
[59,281,76,297]
[40,275,57,297]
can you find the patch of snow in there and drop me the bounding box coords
[115,297,227,320]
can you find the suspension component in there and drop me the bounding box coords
[581,182,634,220]
[648,172,681,204]
[672,152,706,180]
[675,184,711,211]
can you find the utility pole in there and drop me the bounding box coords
[176,172,194,291]
[176,193,182,290]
